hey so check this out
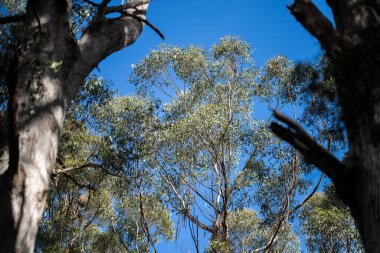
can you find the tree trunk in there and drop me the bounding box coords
[0,0,149,252]
[271,1,380,251]
[333,35,380,251]
[210,223,231,253]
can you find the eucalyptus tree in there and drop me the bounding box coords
[36,77,173,252]
[300,185,363,253]
[130,36,311,252]
[270,1,380,250]
[35,38,361,252]
[0,0,159,251]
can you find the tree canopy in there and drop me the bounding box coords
[32,37,362,252]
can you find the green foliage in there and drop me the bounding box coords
[34,36,356,253]
[300,185,363,252]
[130,36,307,252]
[228,209,300,253]
[36,76,173,252]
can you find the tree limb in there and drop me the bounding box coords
[104,0,151,14]
[138,192,158,253]
[122,13,165,39]
[269,110,344,183]
[54,162,122,177]
[82,0,100,7]
[288,0,342,59]
[289,173,324,215]
[0,14,25,25]
[181,208,214,234]
[61,172,97,191]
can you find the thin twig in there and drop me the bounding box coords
[290,173,324,215]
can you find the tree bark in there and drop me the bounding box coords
[333,34,380,252]
[0,0,149,252]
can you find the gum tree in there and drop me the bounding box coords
[0,0,159,251]
[36,80,173,252]
[129,37,327,253]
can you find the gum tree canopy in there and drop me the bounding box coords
[270,0,380,251]
[0,0,156,252]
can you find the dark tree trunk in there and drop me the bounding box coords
[334,32,380,251]
[270,1,380,251]
[0,0,150,252]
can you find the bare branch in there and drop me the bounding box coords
[0,14,25,25]
[269,110,344,182]
[82,0,100,7]
[54,162,122,177]
[122,13,165,40]
[288,0,342,59]
[104,0,150,14]
[181,208,214,234]
[139,192,158,253]
[290,173,324,215]
[61,172,97,191]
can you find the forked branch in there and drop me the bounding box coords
[288,0,342,59]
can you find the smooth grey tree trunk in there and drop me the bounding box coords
[0,0,149,252]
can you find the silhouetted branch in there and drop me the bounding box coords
[269,110,344,182]
[288,0,342,59]
[61,172,97,191]
[0,14,25,25]
[82,0,100,7]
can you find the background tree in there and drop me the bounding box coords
[35,77,173,252]
[268,1,380,250]
[300,185,363,253]
[0,0,162,251]
[129,36,345,252]
[32,37,363,252]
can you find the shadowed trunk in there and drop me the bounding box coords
[334,36,380,251]
[269,1,380,251]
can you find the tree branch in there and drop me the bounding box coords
[61,172,97,191]
[122,13,165,39]
[269,110,345,183]
[69,1,151,99]
[289,173,324,215]
[104,0,150,14]
[82,0,100,7]
[139,192,158,253]
[288,0,342,59]
[0,14,25,25]
[181,208,214,234]
[54,162,122,177]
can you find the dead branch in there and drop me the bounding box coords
[0,14,25,25]
[269,109,344,183]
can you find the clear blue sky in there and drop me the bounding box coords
[97,1,333,252]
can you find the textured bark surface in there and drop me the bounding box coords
[0,0,149,252]
[271,1,380,252]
